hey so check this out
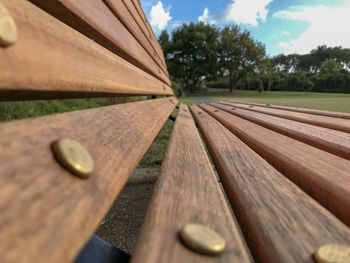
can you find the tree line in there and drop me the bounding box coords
[159,22,350,95]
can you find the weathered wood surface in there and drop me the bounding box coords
[220,101,350,133]
[210,102,350,160]
[29,0,171,86]
[130,0,165,64]
[227,101,350,120]
[199,104,350,227]
[0,98,176,263]
[191,105,350,263]
[102,0,168,76]
[0,0,173,101]
[132,105,250,263]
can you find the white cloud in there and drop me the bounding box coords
[281,31,290,37]
[198,8,216,24]
[223,0,273,26]
[150,1,172,31]
[274,3,350,54]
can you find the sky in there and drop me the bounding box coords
[141,0,350,56]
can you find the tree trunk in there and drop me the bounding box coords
[228,74,234,93]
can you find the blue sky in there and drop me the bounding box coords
[141,0,350,56]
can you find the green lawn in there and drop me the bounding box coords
[180,89,350,113]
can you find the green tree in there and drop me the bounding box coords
[164,22,219,94]
[218,26,267,92]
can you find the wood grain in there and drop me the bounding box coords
[28,0,171,86]
[220,101,350,133]
[132,105,250,263]
[227,101,350,119]
[130,0,165,62]
[122,0,166,69]
[191,105,350,263]
[0,0,173,101]
[102,0,168,76]
[210,102,350,160]
[199,104,350,227]
[0,97,176,263]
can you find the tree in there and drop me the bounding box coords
[218,26,267,92]
[164,22,219,94]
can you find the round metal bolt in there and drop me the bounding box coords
[52,138,95,178]
[179,223,226,255]
[314,244,350,263]
[0,2,18,47]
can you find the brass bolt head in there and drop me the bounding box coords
[179,223,226,255]
[0,2,17,47]
[52,138,95,178]
[314,244,350,263]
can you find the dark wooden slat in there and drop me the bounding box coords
[132,105,250,263]
[29,0,171,86]
[102,0,168,77]
[0,0,173,101]
[199,104,350,227]
[220,101,350,133]
[0,97,177,263]
[210,102,350,160]
[227,100,350,119]
[191,105,350,263]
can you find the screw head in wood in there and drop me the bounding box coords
[0,2,17,47]
[179,223,226,255]
[314,244,350,263]
[52,138,94,178]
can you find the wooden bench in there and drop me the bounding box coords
[1,1,350,263]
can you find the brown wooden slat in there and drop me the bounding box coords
[121,0,168,69]
[228,101,350,119]
[220,101,350,133]
[191,105,350,263]
[29,0,171,86]
[210,102,350,160]
[132,104,250,263]
[0,0,173,101]
[102,0,168,76]
[0,97,177,263]
[130,0,165,61]
[199,104,350,226]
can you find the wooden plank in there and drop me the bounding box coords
[102,0,168,77]
[191,105,350,263]
[220,101,350,133]
[210,102,350,160]
[0,97,177,263]
[121,0,168,69]
[227,100,350,120]
[132,105,250,263]
[28,0,171,86]
[0,0,173,101]
[199,104,350,227]
[130,0,165,62]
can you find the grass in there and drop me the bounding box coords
[180,89,350,113]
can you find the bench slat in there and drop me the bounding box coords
[0,97,176,263]
[102,0,168,77]
[191,105,350,262]
[199,104,350,227]
[220,101,350,133]
[132,104,250,263]
[29,0,171,86]
[130,0,166,65]
[0,0,172,101]
[210,102,350,160]
[228,101,350,119]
